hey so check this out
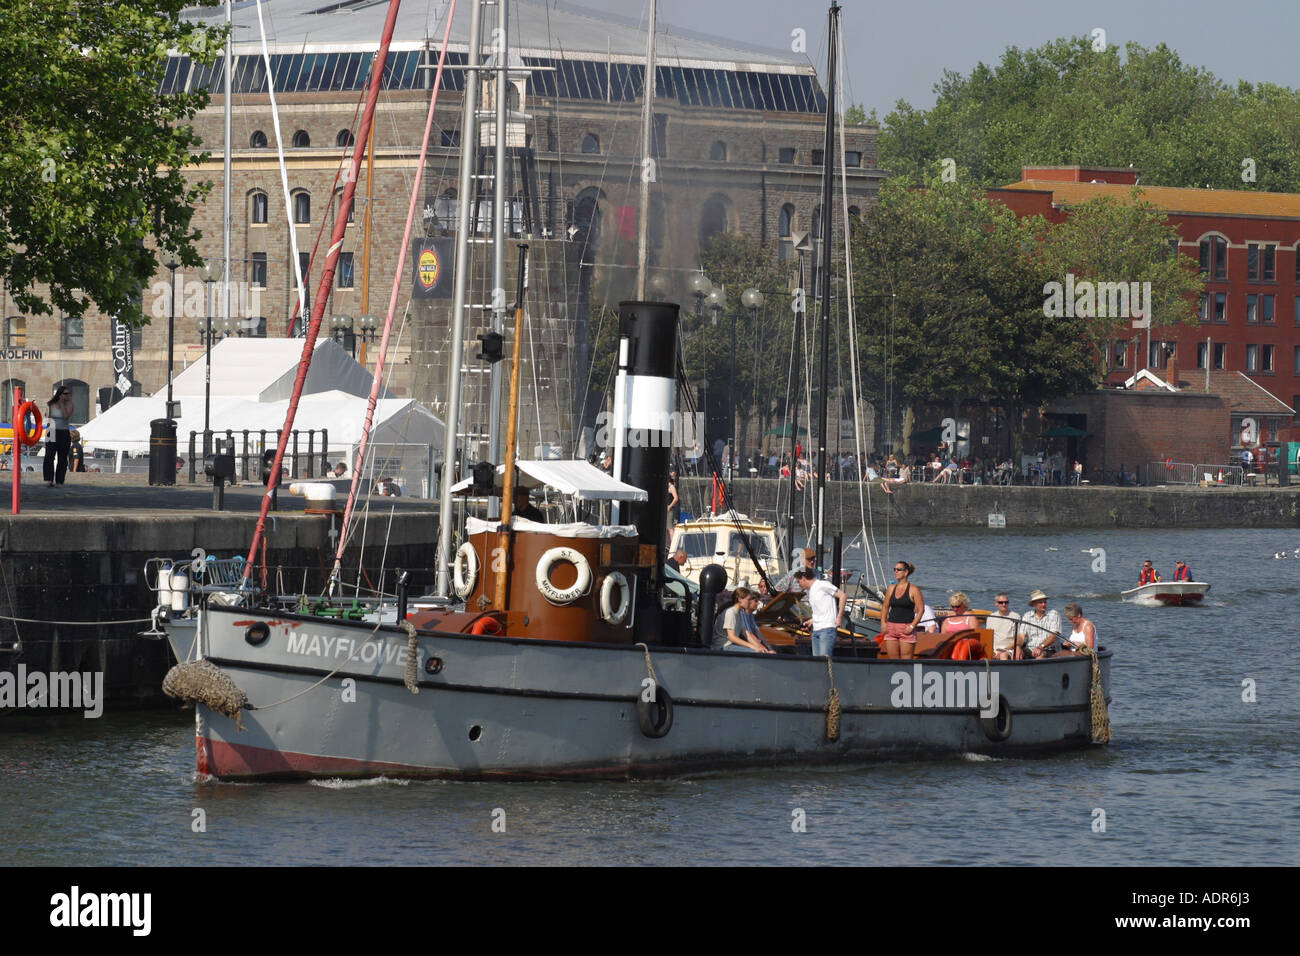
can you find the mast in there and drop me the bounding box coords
[486,0,508,519]
[435,0,487,598]
[221,0,232,383]
[634,0,657,300]
[241,0,404,586]
[814,2,839,569]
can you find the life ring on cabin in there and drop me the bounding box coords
[452,542,479,598]
[980,695,1013,742]
[14,401,42,447]
[469,615,501,636]
[535,546,592,605]
[636,683,674,738]
[1165,458,1175,471]
[599,571,632,625]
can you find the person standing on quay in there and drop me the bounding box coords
[43,386,74,487]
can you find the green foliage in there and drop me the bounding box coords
[844,103,871,126]
[880,36,1300,192]
[0,1,222,325]
[851,179,1097,410]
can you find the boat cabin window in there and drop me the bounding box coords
[727,533,773,560]
[679,532,717,560]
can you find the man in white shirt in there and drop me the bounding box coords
[988,592,1023,659]
[1019,589,1062,657]
[794,570,847,658]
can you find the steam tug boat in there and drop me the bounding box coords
[165,303,1112,780]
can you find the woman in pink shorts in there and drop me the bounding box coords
[880,561,923,659]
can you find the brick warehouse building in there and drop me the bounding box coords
[1,0,880,461]
[990,166,1300,450]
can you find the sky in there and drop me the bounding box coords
[560,0,1300,118]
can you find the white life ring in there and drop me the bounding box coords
[535,546,592,605]
[599,571,632,625]
[453,542,479,598]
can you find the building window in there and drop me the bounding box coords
[652,114,667,158]
[1213,343,1226,369]
[434,189,457,230]
[1196,341,1208,370]
[1262,344,1274,372]
[1199,236,1227,279]
[1213,292,1226,322]
[1294,347,1300,375]
[1263,294,1275,324]
[250,252,267,287]
[1114,340,1128,368]
[250,130,268,148]
[335,189,353,224]
[1247,243,1275,281]
[848,205,861,218]
[778,203,794,239]
[1295,296,1300,326]
[292,129,311,148]
[251,191,268,224]
[336,129,354,147]
[1149,340,1175,369]
[709,140,727,161]
[845,151,862,167]
[1197,293,1208,322]
[1247,294,1258,323]
[337,252,354,288]
[778,147,796,164]
[61,315,83,349]
[249,317,267,338]
[4,316,25,348]
[811,149,824,166]
[1246,344,1258,372]
[0,379,24,421]
[698,194,729,247]
[581,133,599,154]
[293,192,310,224]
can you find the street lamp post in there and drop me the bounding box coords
[356,313,379,364]
[706,286,728,477]
[164,258,179,420]
[741,287,764,477]
[330,314,355,357]
[197,258,222,456]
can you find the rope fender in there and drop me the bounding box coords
[826,658,840,741]
[1076,646,1112,744]
[162,659,251,730]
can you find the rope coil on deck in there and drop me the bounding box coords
[1075,646,1112,744]
[826,659,840,741]
[162,660,250,730]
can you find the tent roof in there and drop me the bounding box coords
[171,338,389,403]
[450,460,648,502]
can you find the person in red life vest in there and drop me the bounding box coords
[1138,560,1160,586]
[1173,560,1191,581]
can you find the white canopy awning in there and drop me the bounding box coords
[450,459,648,502]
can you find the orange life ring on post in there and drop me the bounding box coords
[1165,458,1174,471]
[15,402,42,447]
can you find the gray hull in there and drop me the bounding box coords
[184,606,1111,780]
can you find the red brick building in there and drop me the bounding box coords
[990,166,1300,446]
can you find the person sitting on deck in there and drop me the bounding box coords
[940,592,979,633]
[1061,602,1097,652]
[1020,589,1063,658]
[988,593,1023,660]
[513,487,546,523]
[713,587,774,654]
[1138,560,1160,586]
[1173,560,1191,581]
[667,548,688,573]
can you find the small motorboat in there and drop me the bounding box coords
[1120,581,1210,606]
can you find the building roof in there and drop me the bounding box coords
[190,0,812,71]
[1000,179,1300,221]
[1194,371,1295,415]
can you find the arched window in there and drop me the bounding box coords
[250,190,268,224]
[848,205,861,219]
[709,140,727,161]
[334,188,353,224]
[4,316,25,348]
[811,205,823,242]
[699,194,731,247]
[249,130,268,148]
[1,379,25,421]
[53,379,89,424]
[293,191,310,224]
[778,203,795,239]
[568,187,603,263]
[581,133,599,154]
[292,129,311,148]
[336,128,355,147]
[1198,234,1227,279]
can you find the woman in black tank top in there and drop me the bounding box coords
[881,561,923,660]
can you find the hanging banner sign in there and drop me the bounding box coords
[110,318,135,396]
[411,238,454,299]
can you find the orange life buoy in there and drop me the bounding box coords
[1165,458,1174,471]
[14,401,42,447]
[948,636,986,660]
[469,615,501,636]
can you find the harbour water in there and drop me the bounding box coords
[1,526,1296,866]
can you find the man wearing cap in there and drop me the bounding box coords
[1019,589,1062,658]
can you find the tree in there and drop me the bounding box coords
[0,1,222,325]
[879,36,1300,192]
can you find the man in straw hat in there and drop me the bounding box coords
[1019,589,1063,658]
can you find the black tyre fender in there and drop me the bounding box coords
[980,694,1012,742]
[636,683,674,738]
